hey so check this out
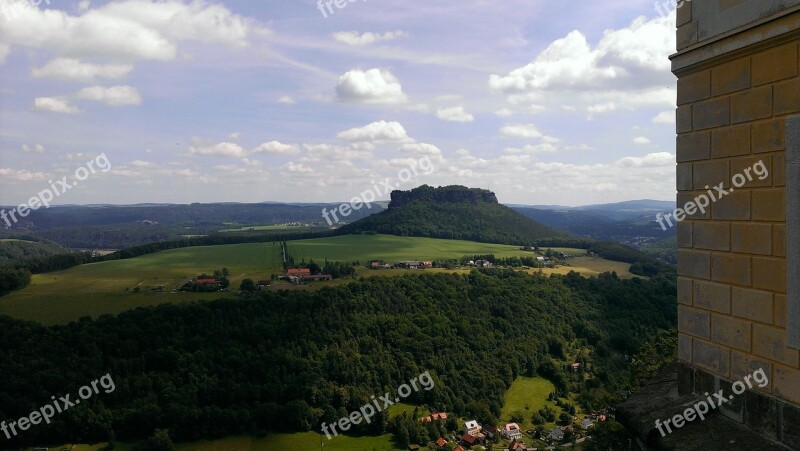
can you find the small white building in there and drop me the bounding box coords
[502,422,522,439]
[464,419,481,436]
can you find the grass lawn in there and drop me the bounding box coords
[500,376,556,430]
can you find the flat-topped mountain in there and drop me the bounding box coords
[389,185,498,208]
[339,185,569,245]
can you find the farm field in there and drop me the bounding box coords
[287,234,585,262]
[0,234,635,325]
[0,242,284,325]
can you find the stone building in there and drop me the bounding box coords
[621,1,800,449]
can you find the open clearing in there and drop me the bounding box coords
[0,234,634,325]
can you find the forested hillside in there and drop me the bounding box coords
[0,268,675,447]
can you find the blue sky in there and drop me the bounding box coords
[0,0,680,206]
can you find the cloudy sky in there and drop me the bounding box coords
[0,0,680,207]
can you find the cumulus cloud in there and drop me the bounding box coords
[499,123,543,139]
[0,0,260,62]
[337,121,409,142]
[188,141,246,158]
[489,12,677,114]
[653,110,675,124]
[617,152,674,167]
[436,106,474,123]
[31,58,133,82]
[633,136,651,145]
[21,143,45,153]
[335,68,408,105]
[277,96,296,104]
[253,141,299,155]
[0,168,48,181]
[76,85,142,106]
[32,97,80,114]
[332,30,407,46]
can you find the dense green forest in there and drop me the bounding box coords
[0,268,675,447]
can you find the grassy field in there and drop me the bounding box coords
[0,243,284,325]
[287,234,585,263]
[0,234,635,325]
[500,376,556,429]
[219,224,309,232]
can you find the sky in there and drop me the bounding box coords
[0,0,681,207]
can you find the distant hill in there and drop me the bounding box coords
[0,238,69,265]
[339,185,570,245]
[512,198,676,246]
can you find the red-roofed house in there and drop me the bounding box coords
[507,438,529,451]
[286,268,311,277]
[435,438,448,448]
[196,278,217,285]
[453,446,465,451]
[461,433,482,447]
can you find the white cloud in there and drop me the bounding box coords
[653,110,675,124]
[0,0,261,62]
[253,141,299,155]
[633,136,651,145]
[499,123,542,139]
[617,152,674,167]
[188,141,246,158]
[436,106,474,123]
[335,68,408,105]
[337,121,409,142]
[495,108,513,117]
[489,12,677,114]
[400,142,441,155]
[31,58,133,82]
[21,143,45,153]
[32,97,80,114]
[76,85,142,106]
[278,96,296,104]
[0,168,48,181]
[332,30,408,46]
[504,143,558,154]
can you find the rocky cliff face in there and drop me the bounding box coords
[388,185,498,209]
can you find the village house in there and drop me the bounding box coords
[547,427,564,442]
[502,422,522,440]
[507,438,529,451]
[460,432,483,447]
[434,437,448,449]
[285,268,311,277]
[483,425,499,439]
[580,418,593,430]
[463,419,481,436]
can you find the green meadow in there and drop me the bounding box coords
[0,234,634,325]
